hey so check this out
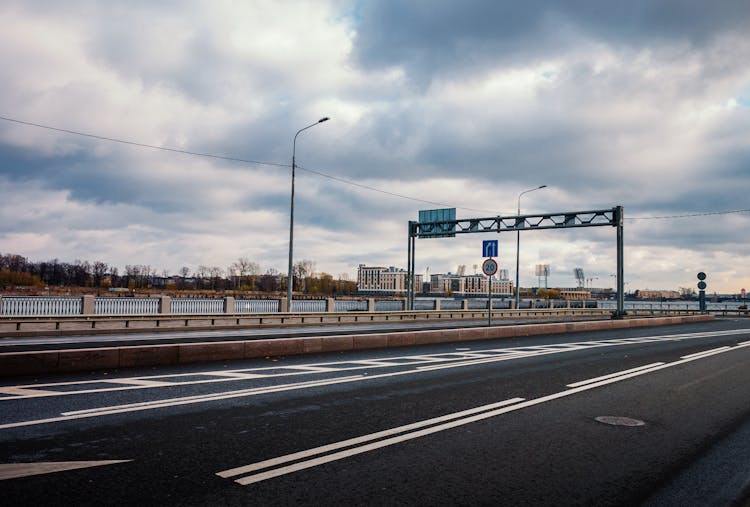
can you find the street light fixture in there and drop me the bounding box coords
[287,117,329,312]
[515,184,547,309]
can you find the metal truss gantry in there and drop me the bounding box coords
[407,206,625,318]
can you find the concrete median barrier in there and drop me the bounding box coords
[0,315,715,377]
[119,345,179,368]
[178,341,245,364]
[245,338,305,358]
[58,348,119,372]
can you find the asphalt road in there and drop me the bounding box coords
[1,318,750,506]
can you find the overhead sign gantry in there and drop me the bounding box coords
[407,206,626,318]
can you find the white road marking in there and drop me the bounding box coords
[61,375,366,416]
[0,460,131,480]
[351,360,403,367]
[217,397,525,479]
[101,379,174,387]
[0,387,62,397]
[200,372,266,379]
[220,341,750,486]
[681,346,732,359]
[0,375,366,430]
[285,366,337,372]
[565,363,665,388]
[2,328,747,402]
[2,329,749,429]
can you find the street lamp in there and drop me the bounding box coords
[287,117,329,312]
[515,185,547,308]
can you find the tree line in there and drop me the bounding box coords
[0,253,356,295]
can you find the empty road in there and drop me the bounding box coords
[2,318,749,505]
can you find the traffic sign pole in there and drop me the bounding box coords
[482,258,498,327]
[488,275,492,327]
[697,272,707,314]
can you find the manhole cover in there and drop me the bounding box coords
[595,416,645,427]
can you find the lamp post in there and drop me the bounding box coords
[515,185,547,309]
[287,117,329,312]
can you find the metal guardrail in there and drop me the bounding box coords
[171,298,224,314]
[95,297,158,315]
[0,296,82,316]
[235,299,280,313]
[0,308,615,336]
[1,295,747,318]
[290,300,327,313]
[334,300,367,312]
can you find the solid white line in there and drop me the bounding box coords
[101,379,174,387]
[0,387,61,397]
[353,360,403,366]
[285,366,336,372]
[681,346,732,359]
[3,328,747,402]
[4,329,749,427]
[61,375,365,416]
[565,363,665,388]
[415,348,579,372]
[217,397,525,479]
[0,375,364,430]
[201,372,266,379]
[0,460,132,481]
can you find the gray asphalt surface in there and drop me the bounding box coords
[1,318,749,506]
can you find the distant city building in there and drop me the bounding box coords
[357,265,423,295]
[637,289,681,300]
[558,289,592,300]
[429,273,513,297]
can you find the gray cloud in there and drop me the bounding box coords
[1,0,748,290]
[353,1,750,85]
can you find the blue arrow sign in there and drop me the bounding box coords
[482,240,498,258]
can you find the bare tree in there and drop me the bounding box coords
[231,258,260,290]
[293,259,316,292]
[92,261,108,287]
[208,266,224,290]
[177,266,191,289]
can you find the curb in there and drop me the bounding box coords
[0,315,714,377]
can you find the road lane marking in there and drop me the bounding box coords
[565,363,665,388]
[217,397,525,479]
[200,372,266,379]
[60,375,366,416]
[2,328,748,402]
[285,366,337,372]
[3,331,749,429]
[0,460,132,480]
[0,387,63,397]
[220,341,750,486]
[681,346,732,359]
[101,379,175,387]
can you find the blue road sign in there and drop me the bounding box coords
[482,240,498,258]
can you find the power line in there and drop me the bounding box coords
[0,114,500,214]
[1,114,746,220]
[0,115,290,168]
[627,209,750,220]
[297,164,499,214]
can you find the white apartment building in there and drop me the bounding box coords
[357,265,423,295]
[430,273,513,297]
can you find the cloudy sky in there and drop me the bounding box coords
[1,0,748,293]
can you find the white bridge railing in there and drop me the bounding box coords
[1,295,746,317]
